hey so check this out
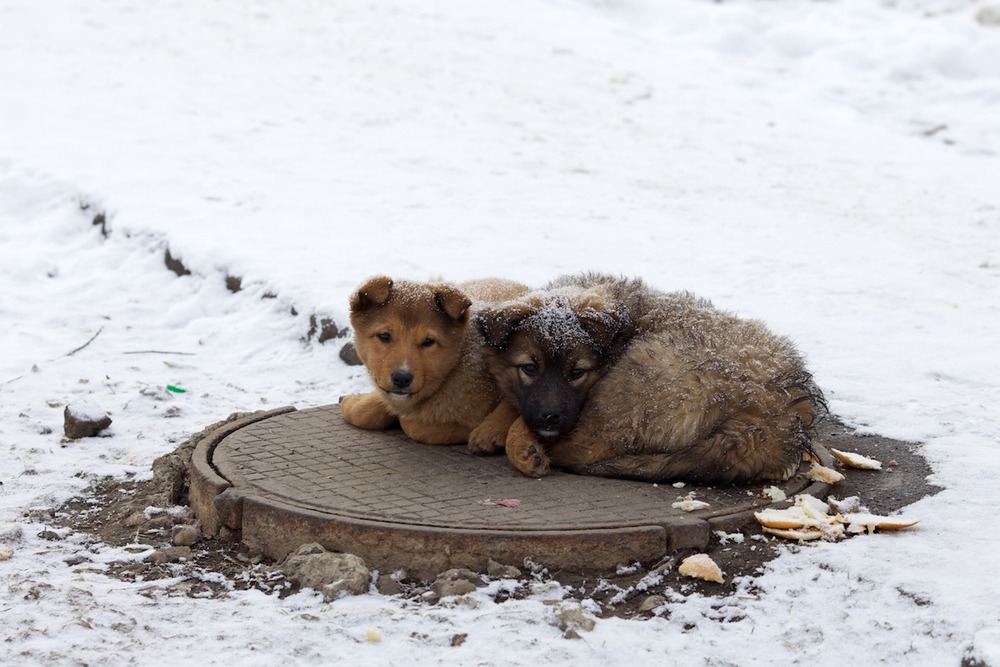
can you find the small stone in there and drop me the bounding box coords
[431,568,484,599]
[339,342,363,366]
[172,524,199,547]
[145,515,174,532]
[554,601,596,633]
[281,544,370,600]
[63,402,112,439]
[0,543,13,561]
[487,559,522,579]
[375,574,404,596]
[638,595,667,614]
[450,633,467,647]
[122,510,147,528]
[322,576,367,601]
[145,546,193,564]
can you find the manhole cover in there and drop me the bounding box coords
[190,405,833,577]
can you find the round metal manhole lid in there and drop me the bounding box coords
[191,404,832,575]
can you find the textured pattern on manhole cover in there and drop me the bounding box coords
[211,405,818,532]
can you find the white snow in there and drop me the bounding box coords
[2,0,1000,664]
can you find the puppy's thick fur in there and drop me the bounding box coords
[341,276,529,451]
[477,273,826,484]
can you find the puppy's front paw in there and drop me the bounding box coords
[467,401,519,456]
[340,393,397,430]
[511,441,551,478]
[505,419,551,477]
[467,423,506,455]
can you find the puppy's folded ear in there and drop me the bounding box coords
[434,286,473,322]
[476,304,532,348]
[350,276,394,312]
[577,308,633,356]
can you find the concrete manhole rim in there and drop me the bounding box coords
[189,405,832,577]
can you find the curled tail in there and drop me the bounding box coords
[784,371,828,460]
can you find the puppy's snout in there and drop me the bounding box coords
[391,369,413,389]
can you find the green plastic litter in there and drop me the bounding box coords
[166,385,188,393]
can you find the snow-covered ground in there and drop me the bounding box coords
[2,0,999,664]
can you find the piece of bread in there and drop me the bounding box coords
[678,554,724,584]
[830,448,882,470]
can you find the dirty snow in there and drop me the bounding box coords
[2,0,1000,664]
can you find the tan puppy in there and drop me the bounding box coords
[477,273,826,484]
[341,276,529,452]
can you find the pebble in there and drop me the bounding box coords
[486,559,522,579]
[554,601,596,634]
[638,595,667,613]
[431,568,484,599]
[172,524,200,547]
[375,573,404,596]
[145,546,193,564]
[281,543,371,600]
[339,342,363,366]
[63,402,112,439]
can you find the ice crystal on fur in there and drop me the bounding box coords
[523,299,592,349]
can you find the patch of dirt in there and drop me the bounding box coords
[52,415,941,619]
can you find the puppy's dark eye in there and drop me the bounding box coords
[376,332,391,343]
[421,337,436,348]
[520,363,539,378]
[568,368,587,380]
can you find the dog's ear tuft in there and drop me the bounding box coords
[350,276,394,313]
[577,308,633,356]
[434,286,473,322]
[476,304,531,348]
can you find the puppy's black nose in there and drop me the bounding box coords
[540,411,561,426]
[391,370,413,389]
